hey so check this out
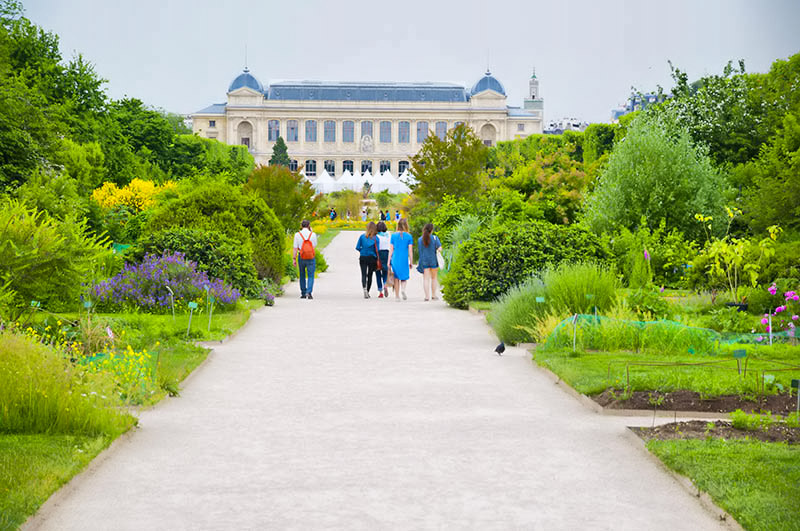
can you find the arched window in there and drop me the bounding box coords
[361,160,373,174]
[342,121,355,143]
[324,160,335,175]
[416,121,428,143]
[305,120,317,142]
[289,159,298,172]
[361,121,373,140]
[324,120,336,142]
[398,121,410,143]
[237,121,253,148]
[287,120,298,142]
[379,121,391,143]
[398,161,410,174]
[268,120,280,142]
[305,160,316,177]
[435,121,447,140]
[379,160,391,173]
[342,160,354,173]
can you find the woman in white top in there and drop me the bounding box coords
[375,221,392,298]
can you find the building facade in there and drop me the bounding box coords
[191,68,543,176]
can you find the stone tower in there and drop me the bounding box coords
[523,67,543,113]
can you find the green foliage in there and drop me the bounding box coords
[542,262,619,314]
[488,276,547,344]
[582,123,616,165]
[441,214,483,271]
[626,289,670,319]
[584,112,728,240]
[269,136,291,166]
[15,168,89,221]
[431,195,476,243]
[442,221,608,308]
[166,134,254,183]
[373,189,393,210]
[130,228,260,296]
[243,164,318,233]
[610,220,696,288]
[146,183,285,282]
[411,123,488,204]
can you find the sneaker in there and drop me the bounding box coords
[378,292,384,298]
[402,291,407,300]
[363,288,369,299]
[384,288,389,297]
[307,294,313,300]
[300,294,307,299]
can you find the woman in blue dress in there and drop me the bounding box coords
[388,218,414,301]
[417,223,443,301]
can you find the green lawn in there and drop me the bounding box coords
[0,434,110,530]
[315,228,340,250]
[647,438,800,530]
[534,344,800,396]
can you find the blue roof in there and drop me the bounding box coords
[471,70,506,96]
[195,103,226,114]
[228,68,263,93]
[265,81,469,102]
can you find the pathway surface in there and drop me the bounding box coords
[27,232,727,530]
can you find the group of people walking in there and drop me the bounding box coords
[355,219,442,301]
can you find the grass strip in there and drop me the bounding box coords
[647,438,800,530]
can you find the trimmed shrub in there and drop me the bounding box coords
[442,221,608,308]
[488,276,547,344]
[130,228,259,296]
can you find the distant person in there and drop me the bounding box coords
[346,209,351,220]
[388,218,414,301]
[292,220,318,300]
[418,223,443,301]
[355,221,381,299]
[379,210,386,222]
[375,221,391,298]
[361,207,367,222]
[395,210,401,221]
[329,208,336,221]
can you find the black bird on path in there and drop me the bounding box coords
[495,342,505,356]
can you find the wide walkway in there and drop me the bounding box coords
[27,232,726,530]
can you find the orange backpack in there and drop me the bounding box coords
[299,231,315,260]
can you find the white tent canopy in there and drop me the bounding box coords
[336,169,362,191]
[311,170,337,194]
[369,170,395,192]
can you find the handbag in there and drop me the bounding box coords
[374,241,382,271]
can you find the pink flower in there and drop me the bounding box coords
[793,295,799,301]
[644,248,650,261]
[761,317,769,325]
[775,305,786,314]
[765,326,771,332]
[785,291,796,299]
[756,336,764,342]
[768,284,777,295]
[793,315,799,321]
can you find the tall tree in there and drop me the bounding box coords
[269,136,291,166]
[243,165,318,232]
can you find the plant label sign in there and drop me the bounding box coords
[732,350,747,359]
[188,302,198,310]
[83,301,92,308]
[535,296,545,304]
[791,379,799,390]
[30,300,40,308]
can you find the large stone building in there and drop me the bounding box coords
[192,68,543,176]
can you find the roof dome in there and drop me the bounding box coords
[228,68,263,93]
[471,70,506,96]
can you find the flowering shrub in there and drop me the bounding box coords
[759,283,800,336]
[85,345,155,404]
[92,178,176,212]
[91,252,239,313]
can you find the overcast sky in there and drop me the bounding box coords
[24,0,800,124]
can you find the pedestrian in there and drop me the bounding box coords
[388,218,414,301]
[380,210,386,221]
[361,207,367,222]
[329,207,336,221]
[395,210,400,221]
[375,221,391,298]
[346,209,351,220]
[355,221,381,298]
[417,223,443,301]
[292,219,318,299]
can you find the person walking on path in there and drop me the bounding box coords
[355,221,381,298]
[388,218,414,301]
[375,221,391,298]
[292,220,318,299]
[418,223,443,301]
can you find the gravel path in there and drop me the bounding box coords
[26,231,727,530]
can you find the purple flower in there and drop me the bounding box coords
[793,315,799,321]
[768,283,777,295]
[643,248,650,261]
[761,317,769,325]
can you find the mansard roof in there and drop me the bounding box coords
[265,81,469,102]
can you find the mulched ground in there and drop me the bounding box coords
[634,420,800,444]
[594,389,799,414]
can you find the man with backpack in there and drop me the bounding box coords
[292,220,318,299]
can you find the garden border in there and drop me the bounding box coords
[622,428,743,530]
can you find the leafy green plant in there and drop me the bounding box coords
[541,262,618,314]
[730,409,775,432]
[243,164,318,233]
[488,276,547,344]
[627,288,670,319]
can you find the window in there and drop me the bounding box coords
[208,120,216,128]
[379,160,391,173]
[398,161,409,174]
[324,160,335,175]
[361,121,373,139]
[342,160,354,173]
[304,160,316,177]
[416,121,428,143]
[361,160,373,174]
[398,121,410,143]
[379,121,391,143]
[435,121,447,140]
[483,140,493,147]
[241,137,250,148]
[324,120,336,143]
[517,123,525,132]
[289,159,298,172]
[287,120,299,142]
[268,120,280,141]
[453,121,465,129]
[305,120,317,142]
[343,121,355,143]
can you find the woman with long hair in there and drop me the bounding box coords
[418,223,443,301]
[355,221,380,298]
[388,218,414,301]
[375,221,391,298]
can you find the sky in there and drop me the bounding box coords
[24,0,800,124]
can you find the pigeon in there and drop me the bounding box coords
[495,342,505,356]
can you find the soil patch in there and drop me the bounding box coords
[634,420,800,444]
[594,389,798,414]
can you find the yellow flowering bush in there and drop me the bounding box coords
[92,179,176,212]
[85,344,156,404]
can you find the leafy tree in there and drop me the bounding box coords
[167,134,254,182]
[243,164,318,232]
[106,98,175,168]
[584,112,728,239]
[269,136,291,166]
[411,123,488,204]
[582,123,616,165]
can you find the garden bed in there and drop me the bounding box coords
[635,420,800,444]
[595,389,798,415]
